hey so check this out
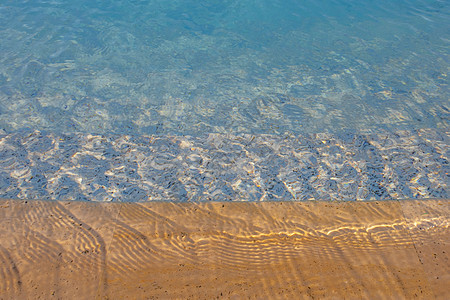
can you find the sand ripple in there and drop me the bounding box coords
[0,199,448,299]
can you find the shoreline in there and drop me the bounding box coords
[1,198,448,299]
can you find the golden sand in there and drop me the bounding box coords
[0,199,448,299]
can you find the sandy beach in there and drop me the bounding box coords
[0,199,448,299]
[1,1,449,299]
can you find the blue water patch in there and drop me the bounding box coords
[0,1,449,202]
[0,129,447,202]
[0,0,448,135]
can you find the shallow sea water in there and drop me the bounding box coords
[0,0,448,201]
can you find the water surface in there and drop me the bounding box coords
[0,0,448,201]
[0,0,448,135]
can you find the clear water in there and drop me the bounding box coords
[0,0,448,135]
[0,1,448,202]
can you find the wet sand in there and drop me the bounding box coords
[0,199,448,299]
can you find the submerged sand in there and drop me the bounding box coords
[0,199,448,299]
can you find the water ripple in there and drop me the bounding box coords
[0,129,447,202]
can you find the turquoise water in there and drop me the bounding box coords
[0,1,448,201]
[0,0,448,135]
